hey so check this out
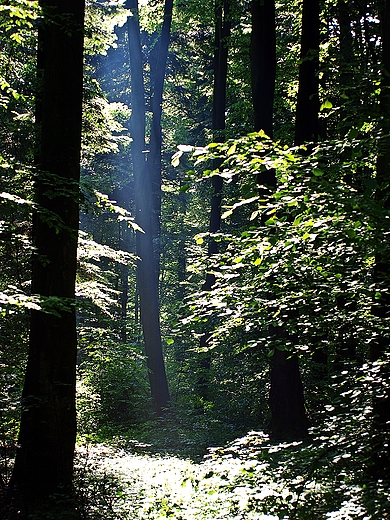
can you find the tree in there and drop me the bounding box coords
[294,0,320,145]
[250,0,276,140]
[126,0,171,415]
[249,0,309,439]
[267,0,320,439]
[369,0,390,479]
[6,0,85,516]
[196,0,232,401]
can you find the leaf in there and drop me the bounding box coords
[221,209,233,219]
[312,168,324,176]
[177,144,193,152]
[320,100,333,111]
[227,143,236,156]
[171,151,183,167]
[129,221,144,233]
[0,191,33,205]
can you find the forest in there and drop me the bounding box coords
[0,0,390,518]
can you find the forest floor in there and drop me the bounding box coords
[73,428,388,520]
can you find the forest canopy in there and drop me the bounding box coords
[0,0,390,518]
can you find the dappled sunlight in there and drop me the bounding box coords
[74,430,387,519]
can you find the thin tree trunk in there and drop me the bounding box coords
[149,0,174,251]
[294,0,320,146]
[126,0,170,415]
[7,0,84,516]
[196,0,231,401]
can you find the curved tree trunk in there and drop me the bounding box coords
[7,1,84,516]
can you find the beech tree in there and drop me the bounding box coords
[267,0,320,439]
[126,0,171,415]
[294,0,320,146]
[6,0,85,516]
[196,0,232,401]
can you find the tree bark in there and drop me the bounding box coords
[250,0,277,193]
[369,0,390,479]
[250,0,276,138]
[149,0,174,250]
[294,0,320,146]
[196,0,231,402]
[7,0,84,516]
[126,0,170,415]
[268,349,310,439]
[250,0,309,439]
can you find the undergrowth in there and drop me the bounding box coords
[74,425,390,519]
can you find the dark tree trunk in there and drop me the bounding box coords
[126,0,170,415]
[369,0,390,479]
[149,0,173,251]
[268,349,310,439]
[250,0,277,192]
[274,0,319,440]
[7,0,84,516]
[337,0,354,95]
[250,0,309,439]
[196,0,231,401]
[206,0,231,286]
[250,0,276,138]
[294,0,320,146]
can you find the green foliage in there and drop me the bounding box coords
[179,132,380,360]
[77,330,150,437]
[84,0,128,57]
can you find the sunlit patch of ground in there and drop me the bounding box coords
[74,432,387,519]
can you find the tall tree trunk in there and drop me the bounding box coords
[250,0,309,438]
[126,0,170,415]
[250,0,276,138]
[275,0,320,439]
[149,0,174,252]
[250,0,277,195]
[369,0,390,479]
[7,0,84,516]
[294,0,320,146]
[196,0,231,401]
[337,0,354,106]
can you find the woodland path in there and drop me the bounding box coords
[75,431,370,520]
[75,433,284,520]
